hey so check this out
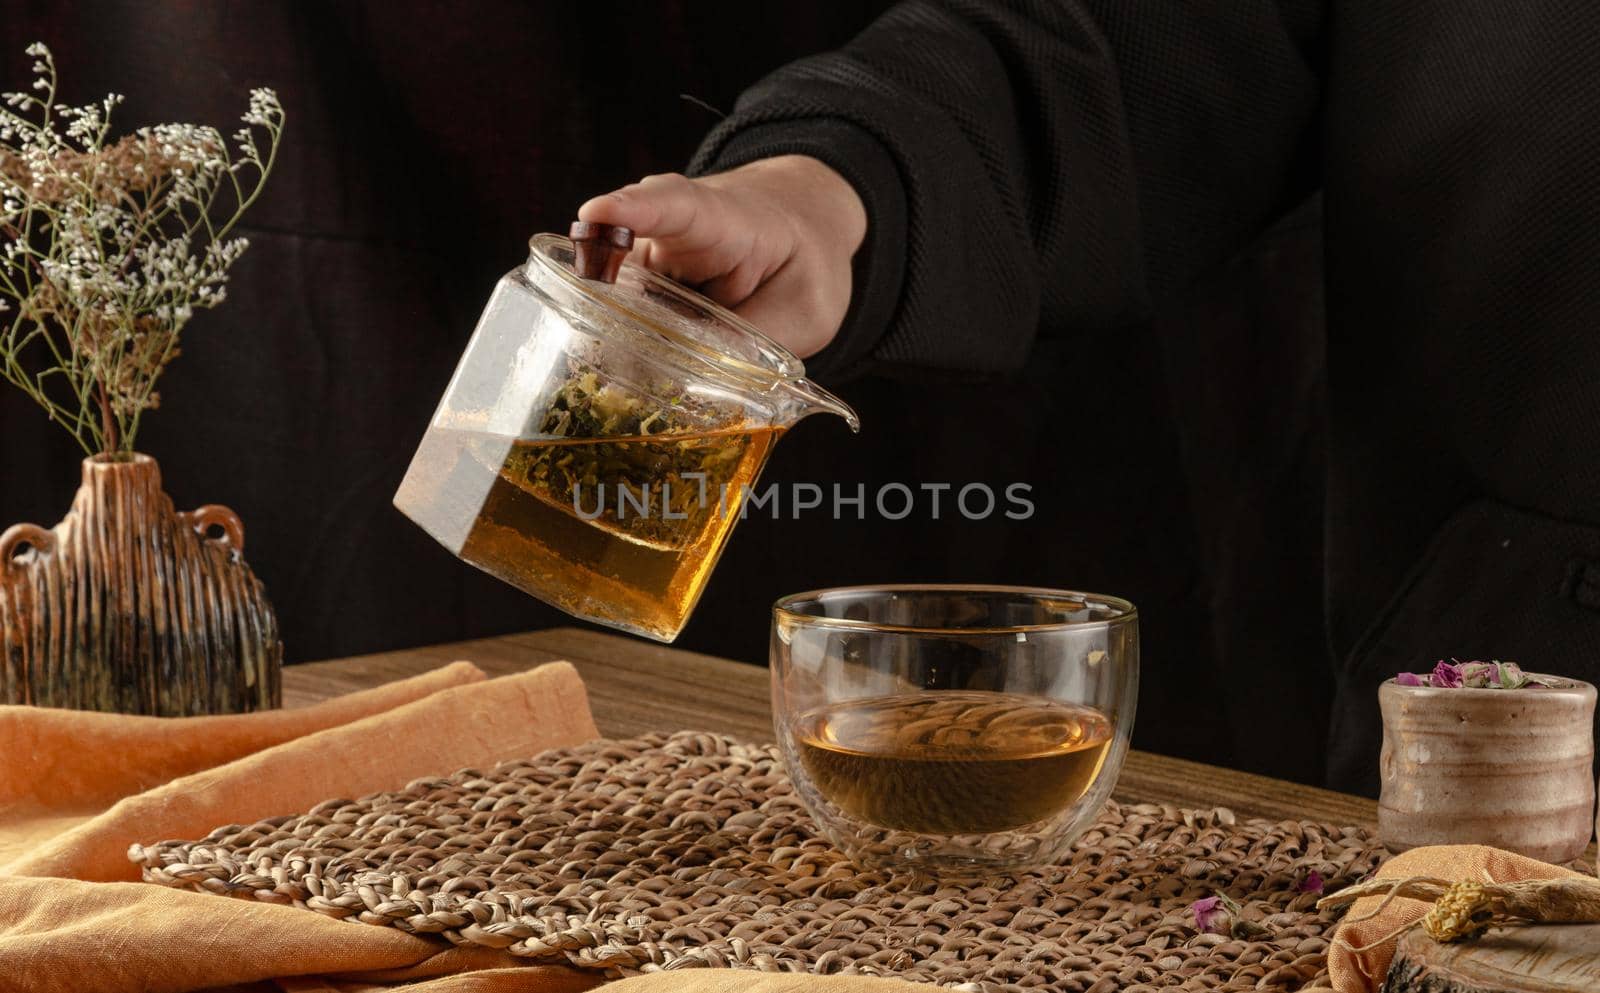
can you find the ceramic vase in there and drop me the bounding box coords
[0,453,281,714]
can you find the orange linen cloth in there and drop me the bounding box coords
[1327,844,1585,993]
[0,661,603,991]
[0,661,484,870]
[0,659,941,993]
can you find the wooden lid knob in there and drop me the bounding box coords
[569,222,634,283]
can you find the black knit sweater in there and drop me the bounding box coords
[690,0,1600,792]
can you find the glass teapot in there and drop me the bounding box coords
[395,222,858,642]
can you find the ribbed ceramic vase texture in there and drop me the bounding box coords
[1378,677,1596,863]
[0,453,281,715]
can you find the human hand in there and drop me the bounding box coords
[577,155,865,358]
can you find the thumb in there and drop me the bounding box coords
[579,174,755,285]
[577,172,720,244]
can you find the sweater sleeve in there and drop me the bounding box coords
[689,0,1324,379]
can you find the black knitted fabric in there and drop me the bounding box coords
[692,0,1600,793]
[692,0,1322,378]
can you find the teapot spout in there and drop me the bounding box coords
[779,378,859,433]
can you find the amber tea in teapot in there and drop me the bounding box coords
[395,223,855,641]
[397,420,781,642]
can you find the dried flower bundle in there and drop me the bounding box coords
[1322,874,1600,944]
[0,43,283,454]
[1393,659,1559,690]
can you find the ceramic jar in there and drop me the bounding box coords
[1378,676,1596,863]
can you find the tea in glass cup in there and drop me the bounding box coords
[771,585,1138,873]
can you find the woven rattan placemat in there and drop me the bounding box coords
[131,732,1381,992]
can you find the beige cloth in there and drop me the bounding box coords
[1326,844,1584,992]
[0,658,937,993]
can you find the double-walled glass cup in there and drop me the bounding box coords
[772,585,1138,874]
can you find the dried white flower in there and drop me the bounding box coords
[0,42,284,454]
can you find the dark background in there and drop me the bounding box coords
[0,3,1329,784]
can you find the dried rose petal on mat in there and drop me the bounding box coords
[1191,896,1225,934]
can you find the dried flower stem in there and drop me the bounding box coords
[0,43,284,454]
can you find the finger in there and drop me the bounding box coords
[736,297,829,359]
[577,173,716,242]
[699,260,773,308]
[732,266,844,359]
[632,236,699,283]
[633,235,739,287]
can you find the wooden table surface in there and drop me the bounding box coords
[285,627,1378,829]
